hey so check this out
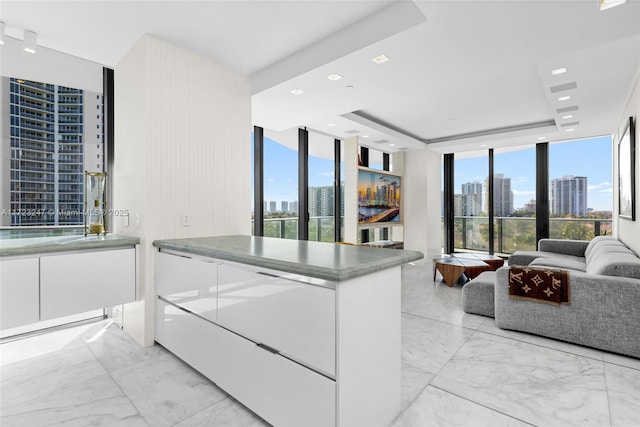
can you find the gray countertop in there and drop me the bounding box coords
[153,235,423,282]
[0,234,140,257]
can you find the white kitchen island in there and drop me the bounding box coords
[153,235,423,427]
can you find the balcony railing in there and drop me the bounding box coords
[251,216,338,242]
[451,216,613,255]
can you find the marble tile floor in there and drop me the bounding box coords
[1,258,638,427]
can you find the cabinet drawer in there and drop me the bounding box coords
[0,258,40,330]
[217,326,335,427]
[155,252,217,299]
[155,299,217,381]
[217,263,336,376]
[40,249,135,320]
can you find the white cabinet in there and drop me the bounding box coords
[156,299,218,381]
[155,249,401,427]
[217,262,335,376]
[39,248,136,321]
[216,325,335,427]
[0,258,40,329]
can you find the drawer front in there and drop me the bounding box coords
[40,248,135,321]
[217,326,336,427]
[217,263,336,376]
[0,258,40,330]
[155,251,217,298]
[155,299,218,381]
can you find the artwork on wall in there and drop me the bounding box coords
[358,169,401,224]
[619,116,636,221]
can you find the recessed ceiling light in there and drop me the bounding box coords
[371,54,390,64]
[562,115,574,119]
[558,96,571,101]
[362,135,370,138]
[328,123,336,127]
[344,85,354,90]
[290,89,304,95]
[538,137,546,140]
[600,0,626,11]
[565,128,575,132]
[23,30,37,54]
[480,144,487,147]
[327,73,343,81]
[551,68,567,75]
[389,143,396,147]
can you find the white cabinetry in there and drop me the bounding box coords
[0,258,40,329]
[1,247,137,330]
[217,263,335,376]
[216,325,335,427]
[155,249,401,427]
[40,249,136,321]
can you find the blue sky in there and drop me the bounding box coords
[258,134,613,212]
[454,135,613,211]
[262,138,335,205]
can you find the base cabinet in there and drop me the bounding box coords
[156,299,218,381]
[0,258,40,329]
[40,248,136,321]
[1,247,137,330]
[216,326,336,427]
[155,249,401,427]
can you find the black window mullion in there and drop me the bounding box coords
[298,128,309,240]
[253,126,264,236]
[334,139,342,242]
[443,153,455,254]
[488,149,494,254]
[536,143,549,244]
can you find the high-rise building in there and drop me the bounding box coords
[269,200,277,212]
[486,173,514,217]
[309,185,334,217]
[461,181,483,216]
[281,201,289,213]
[453,194,464,217]
[2,78,103,226]
[551,175,588,216]
[291,201,298,214]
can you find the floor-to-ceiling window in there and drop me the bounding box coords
[549,136,613,239]
[493,146,537,253]
[308,131,336,242]
[453,151,488,252]
[443,136,613,255]
[262,129,299,239]
[2,78,104,234]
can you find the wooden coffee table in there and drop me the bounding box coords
[433,253,505,287]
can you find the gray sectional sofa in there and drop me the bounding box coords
[466,236,640,358]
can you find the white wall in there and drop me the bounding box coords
[615,68,640,255]
[343,137,359,243]
[114,34,251,346]
[403,149,442,259]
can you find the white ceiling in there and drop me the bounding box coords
[2,0,639,154]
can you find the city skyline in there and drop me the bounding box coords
[259,135,613,213]
[453,135,613,212]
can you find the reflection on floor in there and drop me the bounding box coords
[1,259,639,426]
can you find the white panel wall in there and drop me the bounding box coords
[615,68,640,256]
[114,34,251,346]
[404,149,442,258]
[344,137,359,244]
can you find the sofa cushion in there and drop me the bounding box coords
[530,256,587,272]
[586,252,640,279]
[584,235,618,261]
[508,251,553,266]
[586,242,632,265]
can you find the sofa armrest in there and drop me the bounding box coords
[537,239,589,257]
